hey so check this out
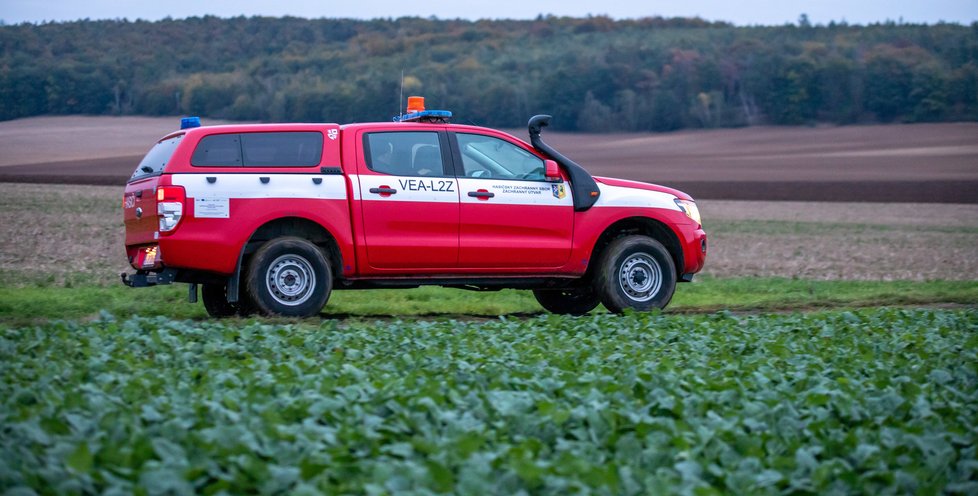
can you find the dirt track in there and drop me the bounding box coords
[1,117,975,203]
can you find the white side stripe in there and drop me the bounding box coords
[169,173,679,212]
[354,174,576,206]
[349,174,361,200]
[593,183,679,211]
[357,174,460,203]
[457,178,574,206]
[171,174,348,200]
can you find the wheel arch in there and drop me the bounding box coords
[227,216,343,302]
[244,216,343,275]
[588,216,683,280]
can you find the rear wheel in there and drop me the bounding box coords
[533,287,600,315]
[201,283,237,317]
[593,235,676,314]
[201,282,256,317]
[245,237,332,317]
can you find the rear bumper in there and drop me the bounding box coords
[120,269,177,287]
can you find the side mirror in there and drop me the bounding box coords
[544,159,561,182]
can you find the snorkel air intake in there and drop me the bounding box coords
[528,115,601,211]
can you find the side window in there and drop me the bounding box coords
[364,132,445,177]
[191,132,323,167]
[241,132,323,166]
[456,133,545,181]
[191,134,241,166]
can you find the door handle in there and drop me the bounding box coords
[369,187,397,195]
[468,190,495,199]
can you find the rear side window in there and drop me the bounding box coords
[191,132,323,167]
[131,135,184,181]
[191,134,241,166]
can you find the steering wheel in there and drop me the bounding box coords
[518,166,545,180]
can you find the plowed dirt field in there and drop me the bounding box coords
[1,116,975,203]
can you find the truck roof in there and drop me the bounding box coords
[159,122,342,142]
[158,120,537,156]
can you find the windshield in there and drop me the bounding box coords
[130,135,183,181]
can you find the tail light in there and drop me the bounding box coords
[135,245,161,269]
[156,185,185,233]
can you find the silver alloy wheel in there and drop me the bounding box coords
[618,252,662,302]
[265,254,316,306]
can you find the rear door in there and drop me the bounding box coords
[124,134,184,247]
[356,130,460,270]
[452,132,574,268]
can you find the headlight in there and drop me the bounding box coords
[674,199,701,226]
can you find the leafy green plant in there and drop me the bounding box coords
[2,309,976,494]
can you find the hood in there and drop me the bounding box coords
[593,176,693,201]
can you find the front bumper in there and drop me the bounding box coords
[680,226,707,277]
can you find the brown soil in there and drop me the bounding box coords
[543,123,978,203]
[0,115,237,166]
[698,200,978,280]
[0,155,146,185]
[0,117,976,202]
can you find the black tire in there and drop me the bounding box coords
[593,235,677,314]
[245,237,332,317]
[533,287,600,315]
[201,283,238,318]
[233,284,258,317]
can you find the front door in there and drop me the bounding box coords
[452,132,574,269]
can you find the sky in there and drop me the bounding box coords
[2,0,976,26]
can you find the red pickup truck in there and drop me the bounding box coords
[122,100,706,317]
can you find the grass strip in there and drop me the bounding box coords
[1,277,976,325]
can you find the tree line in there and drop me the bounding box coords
[1,15,976,131]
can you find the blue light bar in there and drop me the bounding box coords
[180,117,201,129]
[393,110,453,123]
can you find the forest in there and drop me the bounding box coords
[1,15,976,131]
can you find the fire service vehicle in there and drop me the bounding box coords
[122,97,707,317]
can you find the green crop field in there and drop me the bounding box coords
[2,309,977,494]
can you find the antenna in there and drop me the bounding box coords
[398,69,404,120]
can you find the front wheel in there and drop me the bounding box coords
[533,287,600,315]
[245,237,332,317]
[593,235,676,314]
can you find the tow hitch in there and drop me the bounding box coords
[121,269,177,287]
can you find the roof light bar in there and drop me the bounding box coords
[394,96,452,123]
[180,117,201,129]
